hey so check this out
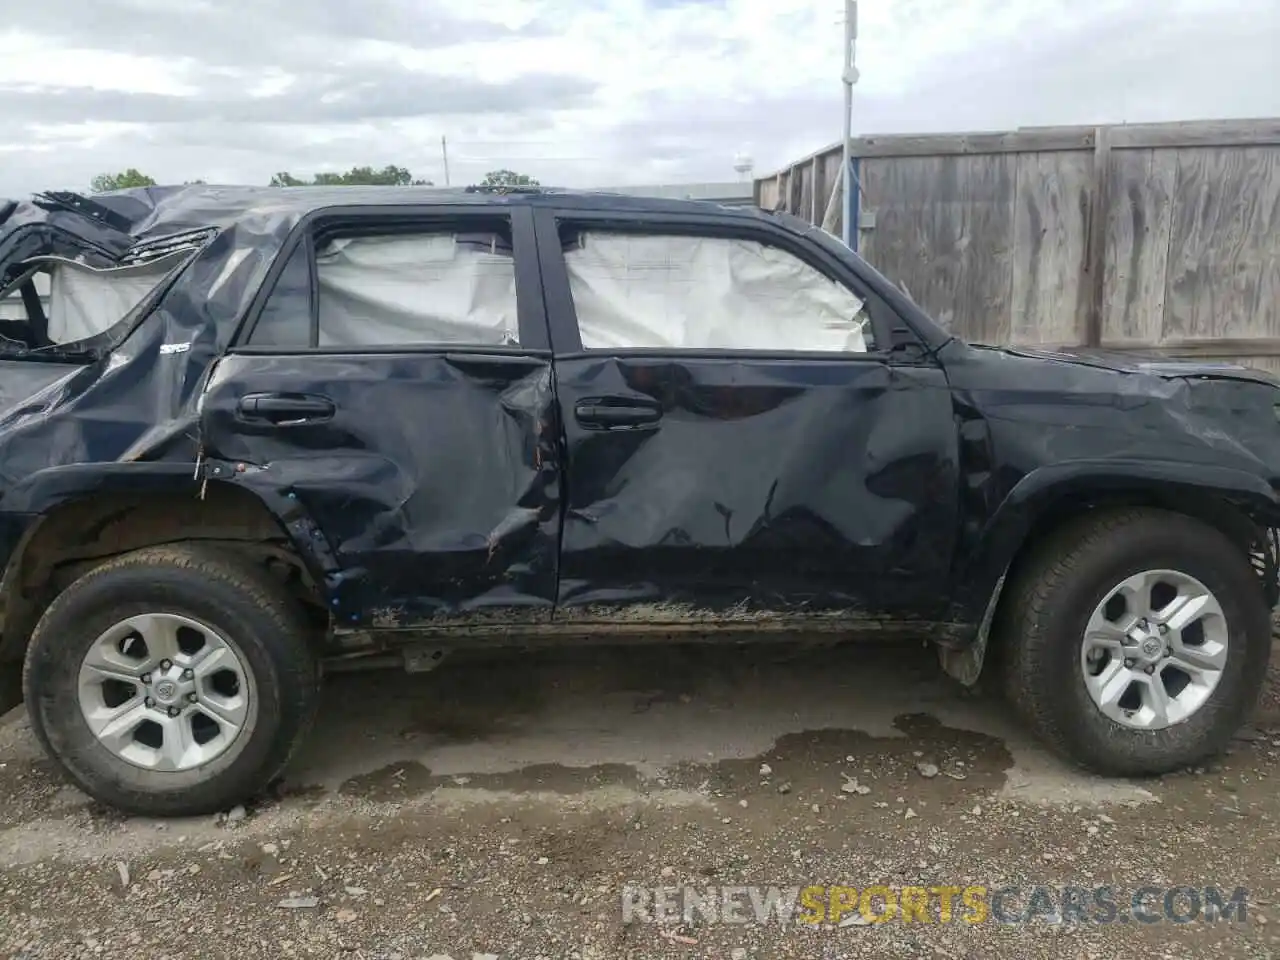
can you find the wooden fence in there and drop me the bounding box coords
[755,119,1280,372]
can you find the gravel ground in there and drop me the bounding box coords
[2,641,1279,959]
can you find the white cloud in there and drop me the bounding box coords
[0,30,199,95]
[0,0,1275,195]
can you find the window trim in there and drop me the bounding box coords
[232,236,314,350]
[532,208,922,362]
[230,204,549,355]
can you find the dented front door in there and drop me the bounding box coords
[535,209,961,625]
[198,205,561,628]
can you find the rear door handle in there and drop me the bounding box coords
[237,393,335,424]
[574,398,663,430]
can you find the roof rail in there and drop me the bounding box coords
[32,192,133,233]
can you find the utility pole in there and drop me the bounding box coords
[441,135,451,186]
[841,0,859,248]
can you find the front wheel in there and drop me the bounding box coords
[23,544,320,817]
[1000,508,1272,776]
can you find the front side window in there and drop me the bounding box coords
[563,230,874,353]
[248,224,519,348]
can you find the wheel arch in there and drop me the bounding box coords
[941,459,1280,685]
[0,463,333,680]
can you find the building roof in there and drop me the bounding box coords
[593,182,755,204]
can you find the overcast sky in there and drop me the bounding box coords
[0,0,1276,194]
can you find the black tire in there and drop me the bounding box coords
[1000,507,1272,776]
[23,543,320,817]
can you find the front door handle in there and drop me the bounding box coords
[237,393,335,424]
[574,398,663,430]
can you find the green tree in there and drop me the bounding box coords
[270,165,431,187]
[89,168,157,193]
[480,169,540,188]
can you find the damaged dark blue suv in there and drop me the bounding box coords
[0,185,1276,816]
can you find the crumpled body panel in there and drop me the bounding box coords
[200,352,560,624]
[0,187,561,637]
[0,189,336,485]
[948,343,1280,490]
[940,341,1280,620]
[0,311,208,487]
[551,354,959,621]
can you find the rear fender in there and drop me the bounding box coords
[0,462,338,663]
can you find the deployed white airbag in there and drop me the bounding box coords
[564,232,869,352]
[315,234,518,347]
[32,250,189,344]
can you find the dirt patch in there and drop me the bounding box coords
[3,643,1279,958]
[339,761,646,801]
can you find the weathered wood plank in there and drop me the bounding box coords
[1083,127,1111,346]
[788,167,804,216]
[1163,146,1280,341]
[821,171,842,234]
[1110,118,1280,150]
[1010,150,1093,344]
[810,157,821,223]
[947,154,1018,344]
[860,154,1016,342]
[819,151,844,234]
[760,129,1096,173]
[821,151,843,198]
[759,142,839,178]
[1100,148,1178,344]
[755,176,778,211]
[768,175,788,213]
[760,174,781,212]
[848,128,1096,159]
[796,161,814,226]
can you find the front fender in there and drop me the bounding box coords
[952,458,1280,624]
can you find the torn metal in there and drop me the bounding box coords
[0,186,559,639]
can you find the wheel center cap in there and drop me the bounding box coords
[1141,637,1162,659]
[153,679,179,704]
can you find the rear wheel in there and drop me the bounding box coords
[1001,508,1271,776]
[24,544,319,817]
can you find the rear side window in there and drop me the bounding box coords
[248,225,519,348]
[563,230,874,353]
[0,250,188,354]
[0,269,48,349]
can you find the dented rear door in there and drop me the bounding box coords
[535,208,960,624]
[198,204,561,628]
